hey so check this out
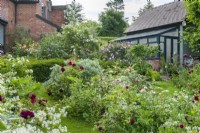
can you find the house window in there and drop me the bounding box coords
[42,6,46,18]
[0,24,4,46]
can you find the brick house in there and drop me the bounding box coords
[0,0,66,51]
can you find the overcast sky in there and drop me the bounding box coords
[51,0,173,22]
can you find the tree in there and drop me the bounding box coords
[106,0,124,11]
[138,0,154,16]
[184,1,200,52]
[64,0,84,25]
[99,9,127,37]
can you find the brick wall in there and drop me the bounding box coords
[49,6,66,27]
[16,3,57,40]
[0,0,15,32]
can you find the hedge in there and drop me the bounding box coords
[28,58,65,82]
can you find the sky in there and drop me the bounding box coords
[51,0,173,23]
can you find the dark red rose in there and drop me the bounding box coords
[194,96,199,101]
[29,94,36,100]
[31,99,36,104]
[98,127,103,131]
[130,117,135,125]
[72,63,76,67]
[61,66,65,72]
[180,124,184,128]
[59,89,64,93]
[20,110,34,119]
[68,61,73,66]
[48,91,52,96]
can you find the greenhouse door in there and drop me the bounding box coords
[164,37,179,63]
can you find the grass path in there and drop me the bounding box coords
[152,80,179,96]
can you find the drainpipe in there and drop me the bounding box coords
[180,24,184,65]
[15,3,17,25]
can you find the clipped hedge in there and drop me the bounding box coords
[28,58,65,82]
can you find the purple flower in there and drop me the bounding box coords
[80,66,84,70]
[116,80,120,84]
[20,110,35,119]
[0,50,4,54]
[130,117,135,125]
[72,63,76,67]
[183,54,189,59]
[126,85,129,89]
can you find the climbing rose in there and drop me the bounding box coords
[0,96,3,102]
[61,66,65,72]
[130,117,135,125]
[180,124,184,128]
[29,94,36,100]
[20,110,34,119]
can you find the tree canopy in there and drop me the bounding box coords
[184,1,200,52]
[106,0,124,11]
[138,0,154,16]
[99,9,127,37]
[64,0,84,25]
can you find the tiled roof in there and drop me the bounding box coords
[125,1,186,34]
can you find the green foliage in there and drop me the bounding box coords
[127,44,158,60]
[0,55,31,77]
[98,36,117,46]
[77,59,103,80]
[37,34,66,59]
[99,9,127,36]
[59,24,100,58]
[7,26,33,55]
[64,0,84,25]
[27,58,64,82]
[106,0,124,11]
[184,1,200,52]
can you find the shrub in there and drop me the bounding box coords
[0,55,31,77]
[27,58,64,82]
[77,59,103,80]
[37,34,66,59]
[7,26,34,55]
